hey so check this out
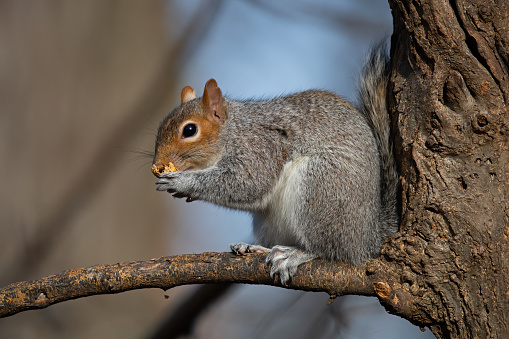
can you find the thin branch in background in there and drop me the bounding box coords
[148,283,233,339]
[246,0,390,38]
[250,291,307,338]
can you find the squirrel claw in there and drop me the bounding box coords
[230,243,270,255]
[155,175,179,192]
[155,177,174,191]
[156,184,173,191]
[159,172,178,178]
[172,192,196,201]
[155,178,171,185]
[266,246,316,286]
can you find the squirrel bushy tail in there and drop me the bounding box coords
[356,41,399,238]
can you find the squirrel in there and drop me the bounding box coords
[152,42,399,285]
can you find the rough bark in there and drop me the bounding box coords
[0,253,375,318]
[381,0,509,337]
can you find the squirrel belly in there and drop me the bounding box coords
[252,156,311,248]
[153,43,398,285]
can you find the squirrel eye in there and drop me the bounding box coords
[182,123,198,138]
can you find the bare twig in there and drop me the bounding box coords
[148,283,233,339]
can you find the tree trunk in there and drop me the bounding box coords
[383,0,509,337]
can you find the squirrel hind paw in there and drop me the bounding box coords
[266,246,316,285]
[230,242,270,255]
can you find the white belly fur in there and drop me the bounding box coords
[252,156,309,247]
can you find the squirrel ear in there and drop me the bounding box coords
[181,86,197,103]
[202,79,226,121]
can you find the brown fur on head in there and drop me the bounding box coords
[152,79,227,177]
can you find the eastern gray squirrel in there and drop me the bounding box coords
[152,43,399,285]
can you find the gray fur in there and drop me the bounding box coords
[155,43,399,285]
[356,41,399,238]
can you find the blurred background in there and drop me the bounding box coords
[0,1,435,338]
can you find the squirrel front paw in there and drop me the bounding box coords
[266,246,316,285]
[155,172,196,202]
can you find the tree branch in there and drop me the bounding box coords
[0,252,377,318]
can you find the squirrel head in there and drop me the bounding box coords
[152,79,227,177]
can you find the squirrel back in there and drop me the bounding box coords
[153,42,399,284]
